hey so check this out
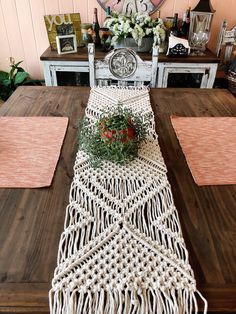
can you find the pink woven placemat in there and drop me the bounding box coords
[171,116,236,186]
[0,117,68,188]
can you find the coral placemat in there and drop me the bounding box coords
[0,117,68,188]
[171,116,236,186]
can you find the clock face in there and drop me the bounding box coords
[97,0,166,15]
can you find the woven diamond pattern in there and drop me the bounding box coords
[50,87,207,314]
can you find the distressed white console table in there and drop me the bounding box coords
[40,47,220,88]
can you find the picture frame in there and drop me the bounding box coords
[56,34,77,54]
[44,13,82,50]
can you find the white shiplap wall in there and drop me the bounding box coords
[0,0,235,79]
[0,0,106,78]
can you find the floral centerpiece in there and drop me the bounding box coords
[104,12,166,50]
[78,106,148,167]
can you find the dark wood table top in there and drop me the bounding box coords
[40,46,220,64]
[0,86,235,313]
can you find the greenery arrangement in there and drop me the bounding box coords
[104,11,166,47]
[78,106,148,167]
[0,58,43,101]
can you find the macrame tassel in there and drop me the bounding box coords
[49,288,207,314]
[196,290,208,314]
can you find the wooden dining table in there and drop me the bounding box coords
[0,86,236,313]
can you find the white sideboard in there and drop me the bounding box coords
[41,47,220,88]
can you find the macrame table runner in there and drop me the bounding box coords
[50,87,207,313]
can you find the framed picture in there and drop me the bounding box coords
[44,13,82,50]
[56,34,77,54]
[97,0,166,15]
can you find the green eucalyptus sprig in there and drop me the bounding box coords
[78,106,148,167]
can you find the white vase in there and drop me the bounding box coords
[114,37,153,52]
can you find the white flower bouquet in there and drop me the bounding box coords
[104,12,166,47]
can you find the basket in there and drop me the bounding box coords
[228,71,236,95]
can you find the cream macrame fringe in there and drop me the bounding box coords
[49,86,207,314]
[50,288,207,314]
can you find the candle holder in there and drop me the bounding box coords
[188,0,215,51]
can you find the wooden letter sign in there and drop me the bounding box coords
[44,13,82,50]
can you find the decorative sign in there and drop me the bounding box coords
[44,13,82,50]
[168,44,189,57]
[222,27,236,44]
[97,0,166,15]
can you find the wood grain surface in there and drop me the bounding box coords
[0,86,89,313]
[40,46,220,63]
[151,88,236,313]
[0,86,236,313]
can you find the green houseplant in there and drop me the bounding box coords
[0,58,43,101]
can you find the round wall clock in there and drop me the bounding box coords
[97,0,166,15]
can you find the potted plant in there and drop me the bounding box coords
[78,106,148,167]
[104,12,166,52]
[0,57,43,101]
[228,51,236,95]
